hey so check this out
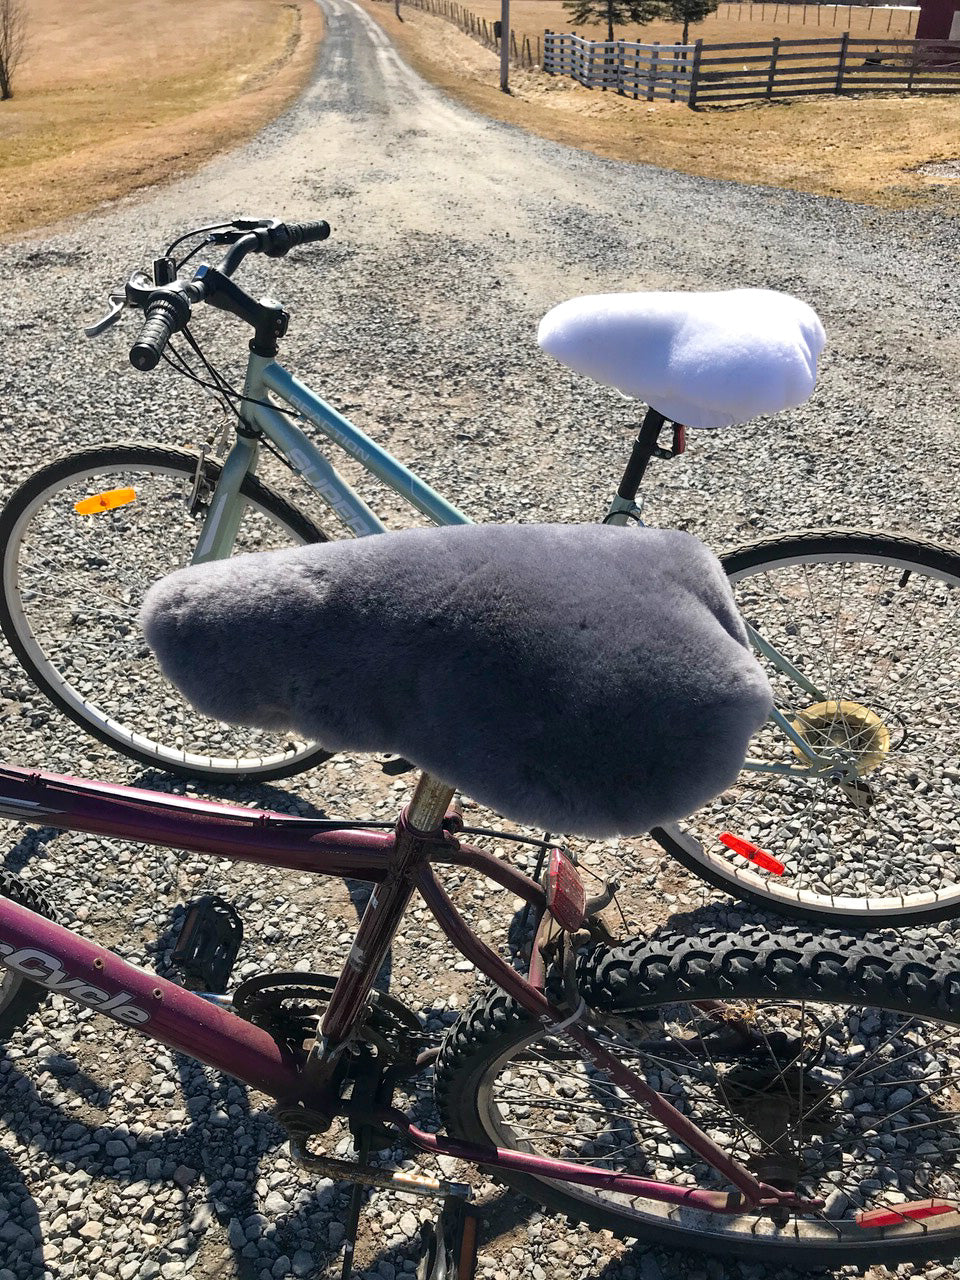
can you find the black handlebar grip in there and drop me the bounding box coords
[285,221,331,248]
[129,297,186,371]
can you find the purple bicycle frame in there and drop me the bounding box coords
[0,762,798,1217]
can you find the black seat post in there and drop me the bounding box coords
[616,407,667,503]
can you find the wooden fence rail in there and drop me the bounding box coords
[389,0,539,66]
[542,30,960,103]
[544,32,694,99]
[375,2,958,103]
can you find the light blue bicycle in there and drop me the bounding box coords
[3,216,960,925]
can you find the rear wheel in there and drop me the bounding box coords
[661,530,960,925]
[437,926,960,1267]
[0,444,335,781]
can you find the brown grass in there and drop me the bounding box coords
[361,0,960,209]
[0,0,325,240]
[451,0,918,51]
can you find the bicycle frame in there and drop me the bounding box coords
[0,761,805,1217]
[186,351,834,784]
[191,352,472,561]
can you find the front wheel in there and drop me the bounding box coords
[437,925,960,1267]
[661,530,960,925]
[0,443,335,781]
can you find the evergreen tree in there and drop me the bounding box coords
[562,0,664,43]
[660,0,718,44]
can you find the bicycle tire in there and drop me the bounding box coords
[0,872,57,1038]
[436,924,960,1267]
[651,529,960,925]
[0,443,335,781]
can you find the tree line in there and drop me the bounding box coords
[564,0,719,46]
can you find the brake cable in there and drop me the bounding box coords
[165,221,236,260]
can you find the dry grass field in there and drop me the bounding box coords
[363,0,960,208]
[457,0,917,54]
[0,0,324,239]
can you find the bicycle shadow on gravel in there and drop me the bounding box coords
[0,1025,423,1279]
[591,1238,843,1280]
[0,824,62,876]
[134,771,396,991]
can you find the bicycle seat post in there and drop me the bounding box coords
[405,772,457,835]
[616,407,668,504]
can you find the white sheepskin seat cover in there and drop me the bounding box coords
[538,289,826,429]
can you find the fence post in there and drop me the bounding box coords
[687,38,703,106]
[835,29,850,92]
[907,40,920,90]
[647,41,660,99]
[766,34,781,95]
[669,41,679,100]
[617,38,625,93]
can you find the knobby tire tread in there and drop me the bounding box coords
[435,924,960,1265]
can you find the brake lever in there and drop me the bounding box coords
[83,293,127,339]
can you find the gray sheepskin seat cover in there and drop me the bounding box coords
[141,523,772,838]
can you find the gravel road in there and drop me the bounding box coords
[1,1,960,1278]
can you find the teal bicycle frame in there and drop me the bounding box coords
[191,348,832,784]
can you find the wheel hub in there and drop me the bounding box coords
[790,699,891,774]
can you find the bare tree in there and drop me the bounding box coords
[0,0,27,101]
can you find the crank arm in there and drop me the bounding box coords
[290,1138,470,1200]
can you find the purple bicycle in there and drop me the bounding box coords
[3,520,960,1272]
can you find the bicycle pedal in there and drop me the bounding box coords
[381,755,414,776]
[171,894,243,993]
[416,1197,480,1280]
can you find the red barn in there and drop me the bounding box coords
[916,0,960,40]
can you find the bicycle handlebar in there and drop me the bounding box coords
[121,217,331,370]
[222,219,331,276]
[129,287,198,371]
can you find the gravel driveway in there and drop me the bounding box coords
[1,2,960,1278]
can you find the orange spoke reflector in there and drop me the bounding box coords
[856,1199,957,1230]
[719,833,785,876]
[74,487,137,516]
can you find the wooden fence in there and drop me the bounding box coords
[543,32,694,100]
[392,0,540,65]
[691,34,960,102]
[714,2,918,32]
[542,30,960,103]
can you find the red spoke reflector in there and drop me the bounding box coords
[74,487,136,516]
[719,833,785,876]
[856,1199,957,1230]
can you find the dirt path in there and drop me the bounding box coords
[355,0,960,210]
